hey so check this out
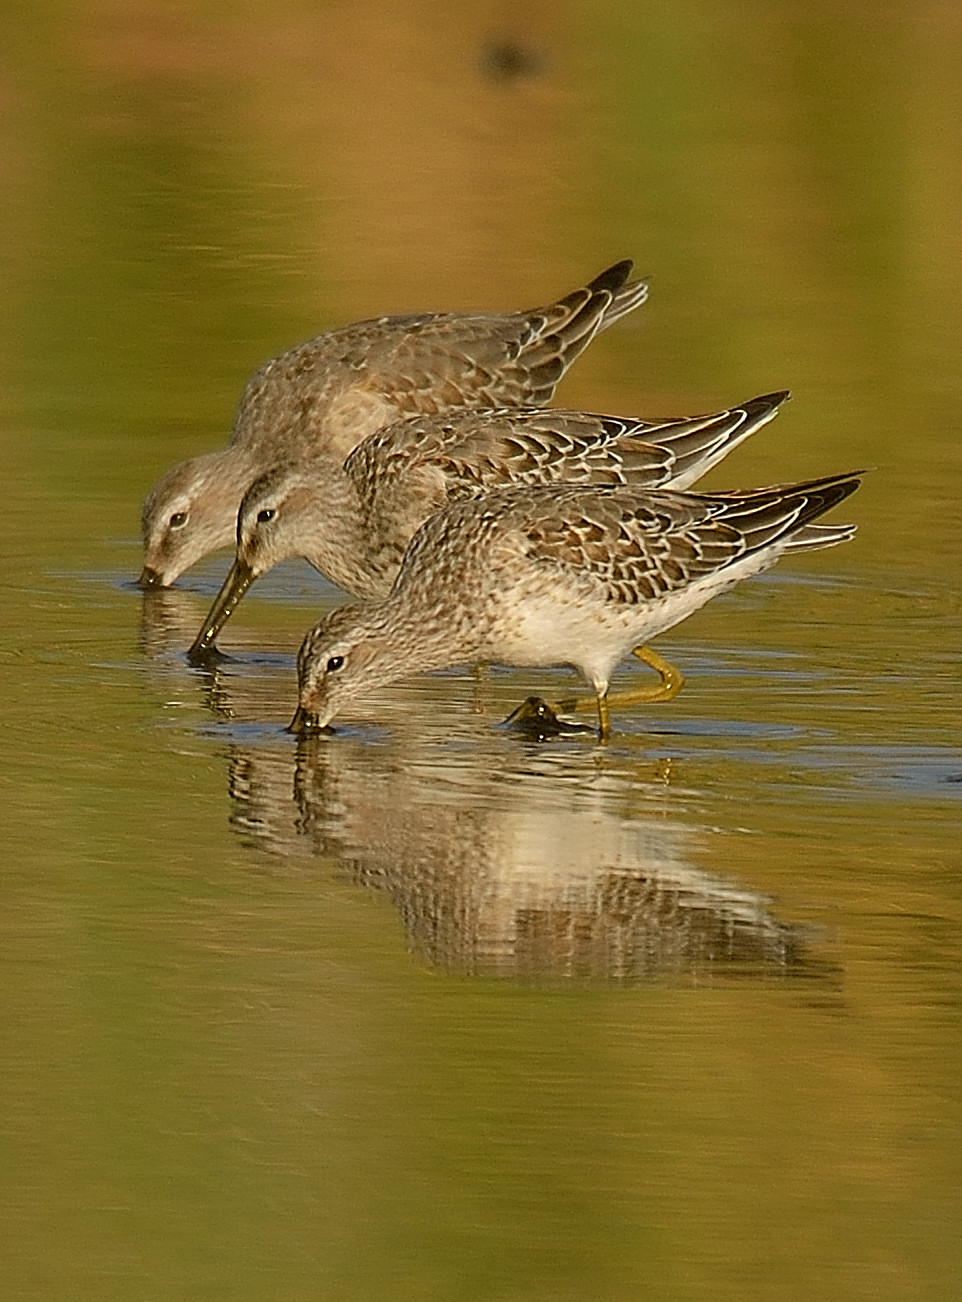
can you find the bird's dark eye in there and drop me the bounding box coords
[257,508,276,523]
[326,655,344,673]
[169,511,188,529]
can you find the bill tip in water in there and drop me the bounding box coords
[185,639,230,668]
[287,705,334,737]
[139,566,165,589]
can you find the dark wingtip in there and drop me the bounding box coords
[587,259,634,295]
[746,389,792,410]
[814,470,865,512]
[796,468,866,495]
[769,470,866,531]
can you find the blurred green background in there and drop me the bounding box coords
[2,4,960,1299]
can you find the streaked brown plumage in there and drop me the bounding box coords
[290,473,861,737]
[141,260,648,588]
[188,391,789,658]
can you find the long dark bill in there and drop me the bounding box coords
[186,558,255,663]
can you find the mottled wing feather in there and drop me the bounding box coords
[510,476,860,606]
[518,492,742,604]
[344,414,462,491]
[353,260,645,413]
[231,262,646,451]
[637,391,789,489]
[436,413,675,494]
[346,391,789,512]
[343,417,456,569]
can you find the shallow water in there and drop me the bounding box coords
[3,4,962,1299]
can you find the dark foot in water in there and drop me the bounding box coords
[500,696,597,740]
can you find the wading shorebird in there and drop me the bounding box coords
[188,392,790,660]
[140,260,648,588]
[289,473,861,739]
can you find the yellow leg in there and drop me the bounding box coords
[624,645,685,704]
[552,644,685,732]
[596,693,611,740]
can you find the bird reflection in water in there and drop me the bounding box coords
[139,584,208,662]
[138,592,836,986]
[139,583,303,722]
[224,733,836,987]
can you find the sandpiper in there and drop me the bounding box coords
[188,392,789,659]
[140,260,648,588]
[289,473,861,738]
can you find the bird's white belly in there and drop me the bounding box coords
[488,589,666,689]
[483,554,775,691]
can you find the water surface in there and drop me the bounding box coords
[3,5,961,1299]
